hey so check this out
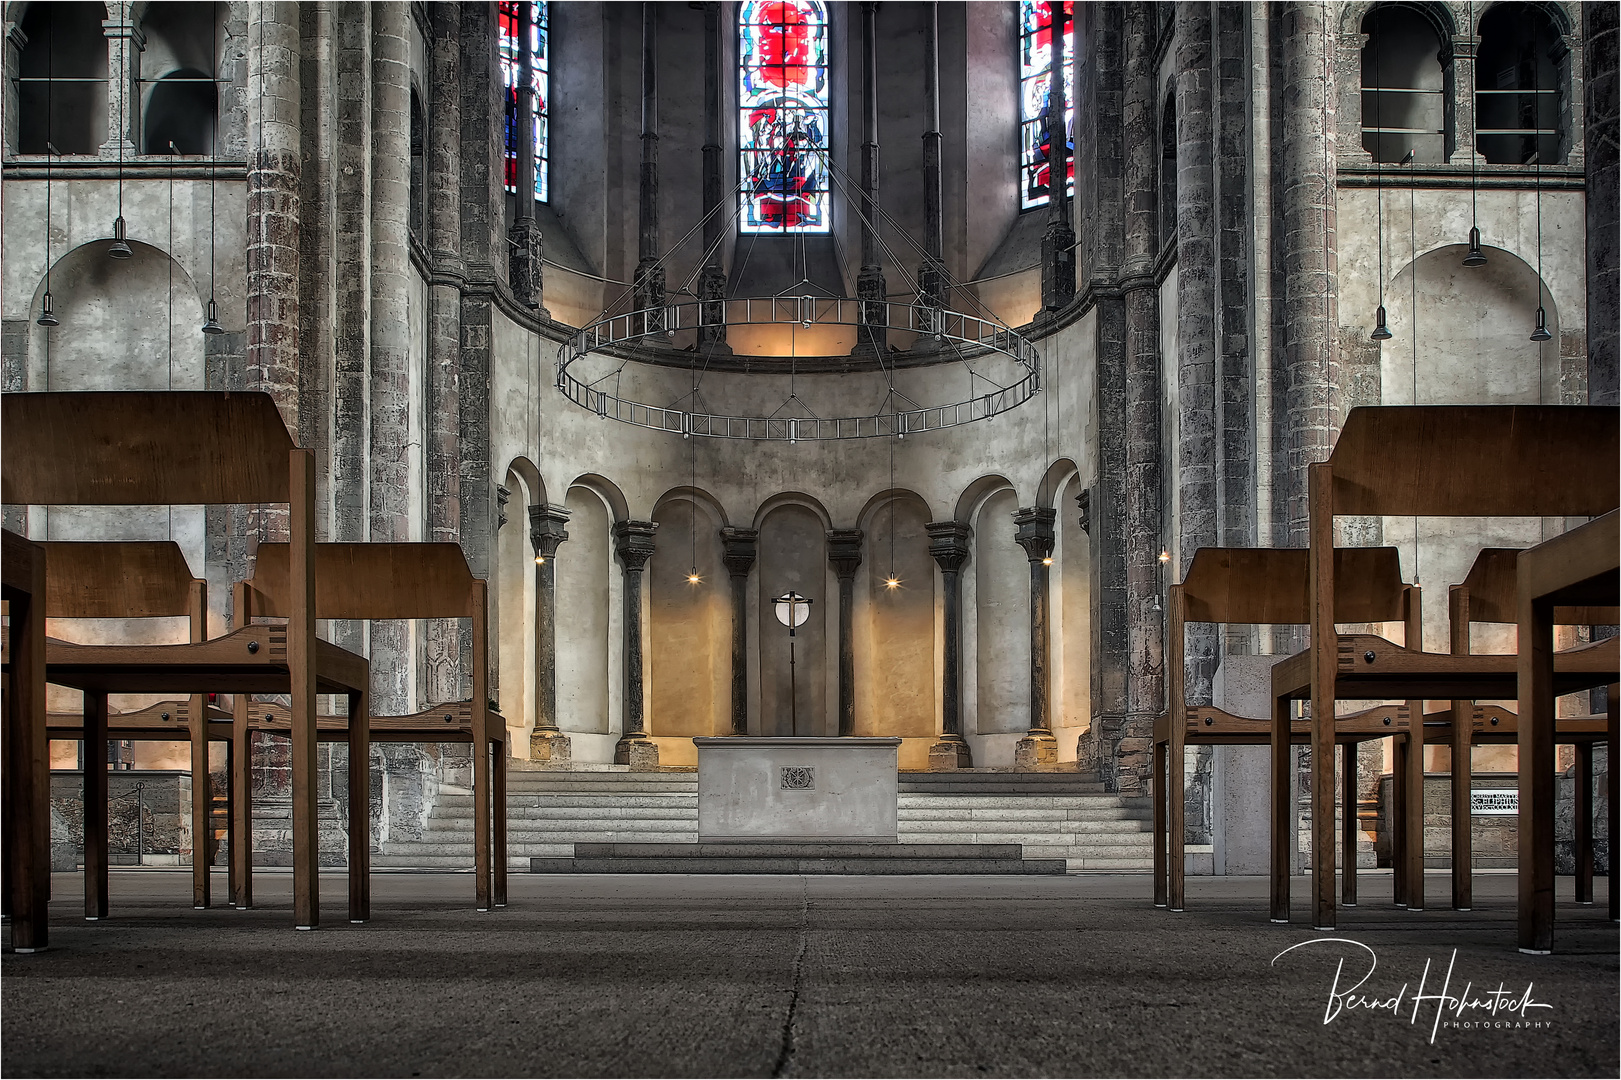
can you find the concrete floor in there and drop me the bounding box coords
[2,870,1616,1078]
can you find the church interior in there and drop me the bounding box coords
[2,1,1617,1076]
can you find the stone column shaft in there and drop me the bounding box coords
[721,527,759,735]
[917,2,946,327]
[854,2,886,357]
[698,2,730,352]
[507,0,544,311]
[331,0,372,573]
[1041,0,1075,310]
[614,520,660,769]
[100,4,140,156]
[632,3,664,329]
[927,521,972,769]
[529,505,571,760]
[1014,508,1058,769]
[827,530,863,738]
[1587,3,1619,407]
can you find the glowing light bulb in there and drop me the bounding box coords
[688,571,702,585]
[534,554,545,565]
[884,576,900,590]
[1158,550,1170,564]
[1042,557,1053,566]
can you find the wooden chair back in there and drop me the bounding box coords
[244,542,478,620]
[1450,547,1620,629]
[1,391,295,506]
[40,541,205,627]
[1181,546,1409,626]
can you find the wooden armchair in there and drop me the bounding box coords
[1154,546,1418,914]
[1274,405,1619,933]
[242,542,505,916]
[1,390,368,930]
[1444,545,1618,913]
[36,541,220,916]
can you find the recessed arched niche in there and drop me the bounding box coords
[557,484,614,736]
[649,491,729,742]
[855,491,935,741]
[756,501,830,738]
[974,486,1029,743]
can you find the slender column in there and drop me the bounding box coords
[508,0,544,311]
[927,521,973,769]
[1041,0,1075,310]
[918,3,945,315]
[698,2,730,353]
[1280,2,1338,546]
[720,527,759,735]
[613,520,660,769]
[1013,507,1058,769]
[1175,0,1218,707]
[633,4,664,332]
[99,4,141,156]
[853,2,886,357]
[247,2,303,446]
[1122,4,1163,735]
[827,530,863,737]
[1587,3,1619,406]
[529,504,572,761]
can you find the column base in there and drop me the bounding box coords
[614,737,660,771]
[1013,732,1059,771]
[529,729,572,763]
[927,738,973,770]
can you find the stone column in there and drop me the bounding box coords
[1280,1,1338,545]
[853,2,886,357]
[1451,27,1480,166]
[1587,2,1619,407]
[1013,507,1058,769]
[529,504,572,761]
[632,3,664,331]
[698,2,730,353]
[720,527,758,735]
[927,521,972,769]
[1122,4,1164,735]
[827,529,863,737]
[100,4,140,156]
[424,3,465,705]
[914,2,946,345]
[246,2,302,443]
[1041,0,1075,311]
[368,2,413,717]
[1175,1,1217,708]
[508,0,544,312]
[613,520,660,769]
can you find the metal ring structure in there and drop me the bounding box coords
[556,296,1041,441]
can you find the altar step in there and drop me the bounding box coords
[530,842,1067,875]
[373,769,1154,871]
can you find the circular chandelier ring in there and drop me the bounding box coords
[556,297,1042,442]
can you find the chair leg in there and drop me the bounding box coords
[1609,685,1618,923]
[191,694,211,909]
[1575,742,1593,905]
[84,692,110,921]
[1405,712,1425,912]
[1392,737,1408,908]
[348,690,371,924]
[1169,734,1185,912]
[1153,740,1168,908]
[473,726,492,913]
[1451,702,1473,911]
[231,702,253,909]
[1342,742,1358,907]
[493,737,508,908]
[1270,696,1290,923]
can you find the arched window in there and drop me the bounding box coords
[15,2,109,155]
[1359,6,1451,164]
[410,89,426,239]
[1476,3,1568,165]
[738,0,830,234]
[139,2,224,155]
[499,1,549,201]
[1159,91,1177,248]
[1019,1,1073,211]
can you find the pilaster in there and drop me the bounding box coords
[827,529,864,738]
[529,504,572,762]
[614,520,660,769]
[926,521,972,769]
[720,526,759,734]
[1013,507,1058,770]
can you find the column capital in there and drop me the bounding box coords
[613,519,659,570]
[528,503,572,560]
[827,529,864,579]
[1013,506,1057,562]
[926,520,971,572]
[720,526,758,577]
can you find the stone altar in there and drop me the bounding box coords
[693,737,901,842]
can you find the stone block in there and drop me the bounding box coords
[1013,734,1059,771]
[615,737,660,771]
[694,737,900,842]
[529,730,573,763]
[927,739,972,771]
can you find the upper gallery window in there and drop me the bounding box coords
[14,2,110,156]
[1359,5,1451,164]
[738,0,830,233]
[1475,2,1567,164]
[1019,0,1074,210]
[500,0,549,201]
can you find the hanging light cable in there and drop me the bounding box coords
[1371,25,1392,340]
[1462,3,1487,267]
[38,15,59,326]
[202,1,224,334]
[1530,150,1552,341]
[109,30,132,259]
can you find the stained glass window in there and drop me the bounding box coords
[738,0,830,233]
[500,1,549,202]
[1019,0,1074,210]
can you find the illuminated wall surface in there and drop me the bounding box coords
[500,0,549,202]
[1019,0,1074,210]
[739,0,830,233]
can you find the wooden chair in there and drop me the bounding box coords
[37,541,219,916]
[1272,405,1619,932]
[1,390,368,930]
[1154,546,1419,914]
[241,542,506,915]
[1444,546,1618,913]
[1515,509,1620,951]
[2,529,50,951]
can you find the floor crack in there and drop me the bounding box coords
[771,877,811,1079]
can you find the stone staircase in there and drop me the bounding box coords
[374,768,1154,872]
